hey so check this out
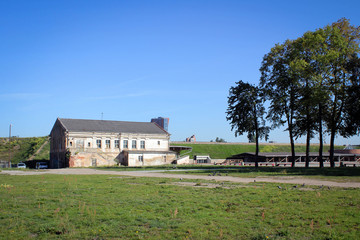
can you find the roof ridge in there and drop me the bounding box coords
[58,118,153,124]
[57,118,68,131]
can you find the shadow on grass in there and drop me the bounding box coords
[94,165,360,176]
[197,167,360,176]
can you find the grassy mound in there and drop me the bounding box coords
[0,136,49,164]
[171,143,343,159]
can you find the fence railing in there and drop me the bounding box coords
[0,161,10,168]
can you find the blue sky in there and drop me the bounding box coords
[1,0,360,145]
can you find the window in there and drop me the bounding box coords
[88,142,91,147]
[138,155,143,162]
[132,140,137,149]
[123,140,128,149]
[69,141,73,147]
[76,139,84,148]
[140,140,145,149]
[105,140,110,148]
[158,141,161,145]
[96,139,101,148]
[115,140,120,148]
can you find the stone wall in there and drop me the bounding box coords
[127,152,176,166]
[69,152,119,167]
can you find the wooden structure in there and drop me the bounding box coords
[227,152,360,164]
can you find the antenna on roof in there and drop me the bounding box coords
[101,112,103,120]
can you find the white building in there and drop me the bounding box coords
[50,118,176,168]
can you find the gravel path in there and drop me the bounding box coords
[1,168,360,188]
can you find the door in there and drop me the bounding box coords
[92,158,97,167]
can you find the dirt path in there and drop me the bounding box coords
[28,139,48,160]
[1,168,359,188]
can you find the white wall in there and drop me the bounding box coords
[67,132,170,153]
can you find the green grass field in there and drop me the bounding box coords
[171,143,344,159]
[1,173,359,239]
[95,165,360,184]
[163,166,360,183]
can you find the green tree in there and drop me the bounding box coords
[261,18,360,168]
[342,54,360,136]
[260,39,301,167]
[226,80,269,167]
[310,19,360,167]
[298,29,334,167]
[290,43,318,168]
[215,137,226,143]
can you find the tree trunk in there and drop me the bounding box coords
[318,104,324,168]
[329,129,336,168]
[288,89,296,168]
[305,99,311,168]
[289,123,296,168]
[304,78,311,168]
[305,130,310,168]
[255,120,259,168]
[329,94,338,168]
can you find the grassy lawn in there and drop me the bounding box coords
[163,166,360,183]
[1,174,359,239]
[95,165,360,182]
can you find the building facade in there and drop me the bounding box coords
[50,118,176,168]
[151,117,169,132]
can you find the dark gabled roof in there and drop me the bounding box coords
[57,118,169,135]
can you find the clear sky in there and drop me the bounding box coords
[1,0,360,145]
